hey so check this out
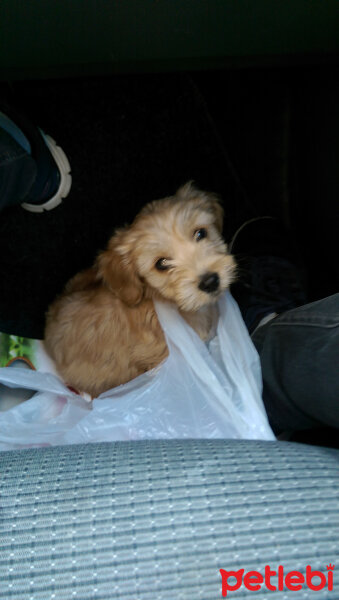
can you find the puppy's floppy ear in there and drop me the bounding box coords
[96,229,144,306]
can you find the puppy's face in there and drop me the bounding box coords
[99,183,236,312]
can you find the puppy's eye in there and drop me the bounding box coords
[155,258,171,271]
[194,228,208,241]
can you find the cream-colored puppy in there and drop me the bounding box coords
[44,183,236,397]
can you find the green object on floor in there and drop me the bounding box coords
[0,333,36,368]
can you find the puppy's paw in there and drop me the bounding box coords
[81,392,92,403]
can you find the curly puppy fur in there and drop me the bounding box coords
[44,183,236,397]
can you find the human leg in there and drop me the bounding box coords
[0,128,37,209]
[252,294,339,434]
[230,216,339,437]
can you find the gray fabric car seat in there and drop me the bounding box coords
[1,439,338,599]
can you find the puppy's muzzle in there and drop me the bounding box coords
[198,272,220,294]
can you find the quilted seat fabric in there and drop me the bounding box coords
[1,439,338,599]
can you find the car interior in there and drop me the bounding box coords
[1,2,338,598]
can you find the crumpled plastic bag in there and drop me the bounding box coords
[0,292,275,450]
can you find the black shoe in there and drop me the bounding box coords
[0,103,71,212]
[229,217,308,333]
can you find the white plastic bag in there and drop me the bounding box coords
[0,292,275,450]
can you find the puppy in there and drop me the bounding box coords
[44,183,236,397]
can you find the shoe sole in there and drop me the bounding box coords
[22,134,72,213]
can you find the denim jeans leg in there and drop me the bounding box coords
[0,129,36,209]
[252,294,339,434]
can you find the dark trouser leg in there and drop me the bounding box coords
[252,294,339,435]
[0,129,37,210]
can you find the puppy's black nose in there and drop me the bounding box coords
[198,272,220,294]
